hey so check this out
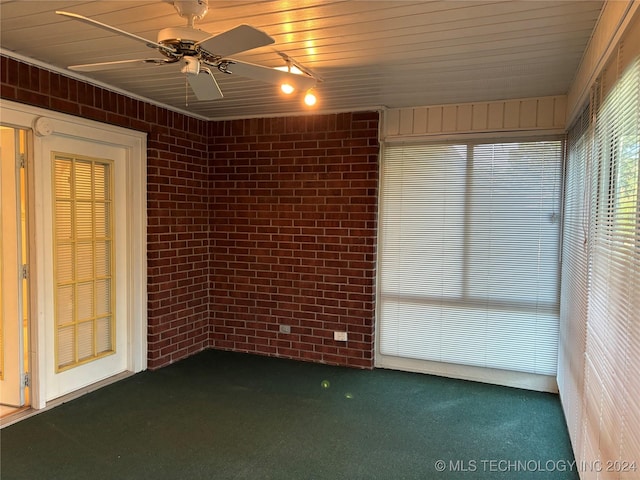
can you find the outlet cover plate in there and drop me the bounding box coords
[334,331,348,341]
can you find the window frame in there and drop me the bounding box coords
[376,134,565,391]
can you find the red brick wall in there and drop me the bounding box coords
[1,56,211,369]
[1,55,380,370]
[208,114,379,368]
[146,118,211,369]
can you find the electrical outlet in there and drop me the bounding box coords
[279,324,291,334]
[334,331,348,341]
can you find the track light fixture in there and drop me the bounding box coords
[274,51,323,107]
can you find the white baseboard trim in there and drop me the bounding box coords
[376,354,558,393]
[0,370,135,428]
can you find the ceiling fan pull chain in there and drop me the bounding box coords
[185,75,189,107]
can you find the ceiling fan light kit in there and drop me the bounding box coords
[56,0,320,107]
[181,56,200,75]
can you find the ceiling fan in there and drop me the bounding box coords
[56,0,317,101]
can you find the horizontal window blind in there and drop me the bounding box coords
[379,139,563,375]
[53,154,115,372]
[581,56,640,470]
[558,105,591,452]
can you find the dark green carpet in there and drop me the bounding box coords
[1,349,577,479]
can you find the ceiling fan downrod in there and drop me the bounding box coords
[172,0,209,27]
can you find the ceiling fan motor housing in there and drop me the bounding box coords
[158,26,208,45]
[157,26,212,62]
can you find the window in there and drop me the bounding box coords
[578,57,639,467]
[379,139,563,375]
[53,153,115,371]
[558,105,590,446]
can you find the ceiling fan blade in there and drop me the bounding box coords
[187,70,224,101]
[68,58,174,72]
[196,24,274,57]
[56,11,175,55]
[227,60,317,90]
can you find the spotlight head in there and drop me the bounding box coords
[304,89,317,106]
[281,83,295,95]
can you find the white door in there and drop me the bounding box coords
[2,99,148,410]
[41,136,129,401]
[0,127,26,407]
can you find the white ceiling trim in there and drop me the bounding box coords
[0,48,208,121]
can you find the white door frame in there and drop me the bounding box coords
[0,99,147,409]
[0,126,26,407]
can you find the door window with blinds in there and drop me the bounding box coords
[53,153,114,371]
[378,139,563,375]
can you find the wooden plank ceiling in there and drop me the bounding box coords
[0,0,604,120]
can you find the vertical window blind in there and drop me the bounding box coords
[379,139,563,375]
[560,55,640,470]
